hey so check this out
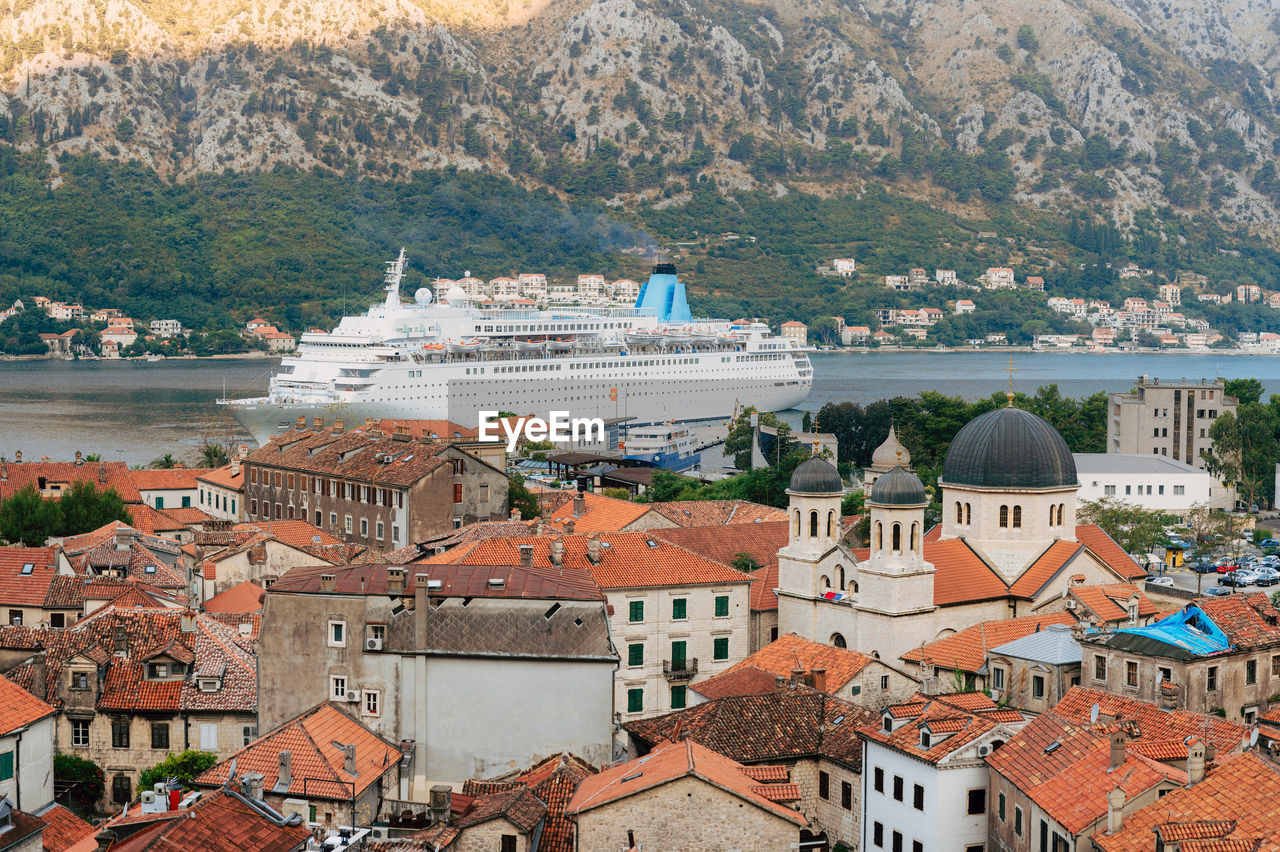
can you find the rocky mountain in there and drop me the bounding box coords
[3,0,1280,236]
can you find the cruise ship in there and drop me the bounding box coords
[219,252,812,445]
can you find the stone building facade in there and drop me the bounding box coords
[1106,376,1238,471]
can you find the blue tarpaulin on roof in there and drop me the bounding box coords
[1115,605,1232,655]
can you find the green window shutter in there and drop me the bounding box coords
[629,601,644,622]
[713,637,729,660]
[627,688,643,713]
[154,497,163,509]
[714,595,729,617]
[0,751,13,781]
[628,643,644,667]
[999,793,1006,821]
[182,496,191,508]
[671,685,687,709]
[671,640,687,669]
[672,598,687,620]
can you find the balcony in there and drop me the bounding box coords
[663,658,698,682]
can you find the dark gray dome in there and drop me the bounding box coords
[789,457,843,494]
[942,407,1077,489]
[869,465,927,506]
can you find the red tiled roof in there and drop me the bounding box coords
[749,562,780,612]
[1052,687,1247,750]
[648,521,788,576]
[127,469,212,491]
[858,694,1021,765]
[456,787,546,832]
[927,539,1011,605]
[461,753,596,852]
[567,740,807,826]
[420,532,750,590]
[246,428,453,488]
[0,673,55,734]
[37,803,96,852]
[1094,753,1280,852]
[1075,524,1147,579]
[1069,583,1158,623]
[102,789,311,852]
[646,500,787,527]
[232,520,340,549]
[0,460,141,503]
[203,581,267,614]
[372,419,479,440]
[1193,593,1280,649]
[0,546,62,607]
[901,613,1077,673]
[625,684,872,770]
[195,702,401,801]
[547,493,657,532]
[195,464,244,491]
[740,765,789,782]
[691,665,785,701]
[161,507,215,525]
[708,633,872,692]
[1008,540,1084,598]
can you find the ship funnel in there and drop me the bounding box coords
[635,264,692,323]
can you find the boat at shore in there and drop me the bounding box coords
[219,252,812,444]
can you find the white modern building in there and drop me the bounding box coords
[0,677,57,813]
[1074,453,1229,514]
[1106,376,1238,470]
[149,319,184,338]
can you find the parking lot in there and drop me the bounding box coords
[1146,536,1280,596]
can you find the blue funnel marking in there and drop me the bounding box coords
[635,264,692,323]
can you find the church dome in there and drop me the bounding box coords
[869,465,927,506]
[789,457,843,494]
[942,407,1077,489]
[871,425,910,469]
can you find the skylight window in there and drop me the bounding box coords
[20,564,33,575]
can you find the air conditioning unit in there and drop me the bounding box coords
[977,744,992,757]
[345,690,361,702]
[1065,599,1077,610]
[366,637,383,651]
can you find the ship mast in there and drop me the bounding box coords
[384,248,407,309]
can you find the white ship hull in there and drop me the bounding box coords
[221,253,813,444]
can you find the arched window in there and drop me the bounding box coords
[999,505,1009,528]
[1058,503,1066,526]
[809,511,818,539]
[793,510,800,537]
[1013,505,1022,528]
[1049,505,1056,527]
[850,580,859,596]
[910,522,918,551]
[830,633,847,649]
[820,575,831,592]
[891,523,902,552]
[955,501,963,524]
[965,503,971,525]
[828,510,835,538]
[836,566,845,590]
[875,522,883,550]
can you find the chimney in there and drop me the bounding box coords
[1109,729,1127,769]
[549,539,564,567]
[296,416,306,429]
[587,536,601,565]
[112,625,128,655]
[811,667,827,693]
[98,462,107,484]
[341,744,356,775]
[114,529,131,550]
[320,573,335,593]
[790,667,805,685]
[564,520,575,535]
[1106,787,1125,834]
[241,772,265,800]
[414,574,428,648]
[1159,680,1179,710]
[230,456,240,476]
[28,654,46,702]
[313,417,323,429]
[94,829,116,852]
[278,751,292,790]
[1187,739,1207,786]
[248,543,266,565]
[519,544,534,568]
[333,419,344,434]
[180,612,195,633]
[387,567,404,595]
[510,508,522,521]
[573,493,586,516]
[13,450,20,463]
[74,450,83,466]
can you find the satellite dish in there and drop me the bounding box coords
[1250,727,1260,748]
[414,287,433,305]
[1090,702,1100,724]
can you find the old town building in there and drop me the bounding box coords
[243,426,509,550]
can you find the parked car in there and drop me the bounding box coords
[1260,538,1279,547]
[1148,576,1175,588]
[1204,586,1234,596]
[1216,562,1238,574]
[1253,567,1280,587]
[1261,555,1280,567]
[1220,571,1256,587]
[1190,560,1218,573]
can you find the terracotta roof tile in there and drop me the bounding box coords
[1094,754,1280,852]
[1192,593,1280,649]
[567,740,807,826]
[457,787,546,832]
[751,782,800,802]
[0,460,140,503]
[0,673,55,733]
[0,546,63,607]
[740,765,789,782]
[625,684,873,770]
[648,521,788,572]
[232,520,340,549]
[461,753,596,852]
[547,493,657,532]
[365,824,461,851]
[691,665,785,701]
[37,803,96,852]
[1069,583,1158,623]
[705,633,873,692]
[203,581,267,614]
[372,419,479,440]
[103,789,311,852]
[419,532,750,590]
[127,468,213,491]
[926,539,1011,605]
[195,702,401,801]
[1075,524,1148,579]
[857,695,1020,765]
[647,500,786,527]
[271,561,602,601]
[195,464,244,491]
[901,613,1076,673]
[1051,687,1247,749]
[749,562,780,612]
[1008,540,1085,598]
[246,428,454,488]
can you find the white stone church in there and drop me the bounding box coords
[776,405,1148,668]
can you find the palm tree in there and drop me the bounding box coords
[149,453,177,469]
[198,442,230,467]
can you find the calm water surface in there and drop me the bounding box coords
[3,351,1278,466]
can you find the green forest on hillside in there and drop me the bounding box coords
[2,150,1280,340]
